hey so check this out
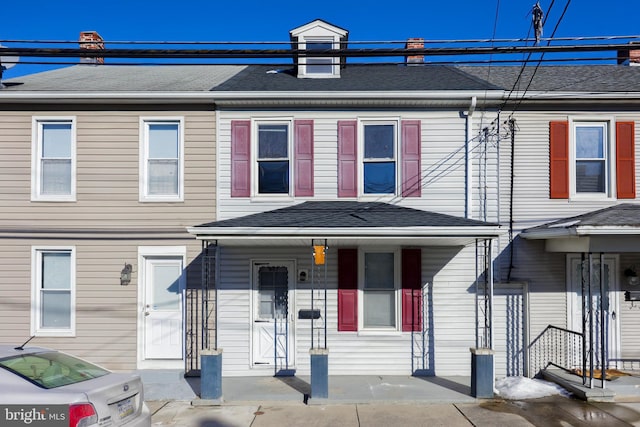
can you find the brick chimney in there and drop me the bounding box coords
[405,38,424,65]
[79,31,104,64]
[617,43,640,66]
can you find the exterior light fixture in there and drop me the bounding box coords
[120,263,133,286]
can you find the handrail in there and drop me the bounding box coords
[529,325,584,380]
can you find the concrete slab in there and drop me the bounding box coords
[356,403,472,427]
[462,397,630,427]
[150,400,259,427]
[251,404,358,427]
[455,402,535,426]
[591,402,640,426]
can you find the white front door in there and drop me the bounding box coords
[568,255,620,368]
[144,256,184,359]
[251,260,295,369]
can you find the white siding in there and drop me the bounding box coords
[217,111,482,220]
[217,245,480,377]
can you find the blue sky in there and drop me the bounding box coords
[1,0,637,78]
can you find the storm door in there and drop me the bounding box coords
[251,260,295,370]
[568,255,620,370]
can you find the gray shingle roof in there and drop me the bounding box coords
[193,201,497,229]
[524,203,640,233]
[457,65,640,92]
[2,65,247,91]
[211,64,500,92]
[4,63,640,94]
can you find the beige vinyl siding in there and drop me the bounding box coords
[0,109,216,227]
[0,236,203,370]
[217,245,480,377]
[0,106,217,371]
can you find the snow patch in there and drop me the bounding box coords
[495,376,572,400]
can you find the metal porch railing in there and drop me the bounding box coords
[530,325,583,377]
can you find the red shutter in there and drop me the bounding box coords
[294,120,314,197]
[402,120,422,197]
[338,121,357,197]
[401,248,422,332]
[617,121,636,199]
[549,121,569,199]
[338,248,358,331]
[231,120,251,197]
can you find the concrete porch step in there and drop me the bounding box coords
[541,368,616,402]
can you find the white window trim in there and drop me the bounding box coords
[31,246,76,337]
[251,118,294,200]
[31,116,77,202]
[568,116,617,201]
[357,118,401,200]
[357,247,401,334]
[139,117,185,202]
[298,36,340,79]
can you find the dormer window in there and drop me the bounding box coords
[290,19,348,79]
[305,40,334,75]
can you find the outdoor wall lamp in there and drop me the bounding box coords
[624,267,639,287]
[120,263,133,286]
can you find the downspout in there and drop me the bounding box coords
[464,97,477,219]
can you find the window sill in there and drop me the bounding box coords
[357,329,402,337]
[34,330,75,338]
[568,194,616,203]
[139,197,184,203]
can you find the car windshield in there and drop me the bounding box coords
[0,351,109,389]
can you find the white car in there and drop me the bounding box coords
[0,344,151,427]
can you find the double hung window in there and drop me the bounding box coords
[257,123,290,195]
[32,248,75,336]
[32,118,75,201]
[574,122,608,194]
[141,119,183,201]
[363,123,397,195]
[362,251,398,329]
[305,40,334,75]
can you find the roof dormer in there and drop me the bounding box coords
[289,19,349,79]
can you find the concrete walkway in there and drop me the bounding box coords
[149,397,640,426]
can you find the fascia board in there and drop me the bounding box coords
[187,226,503,238]
[0,91,219,103]
[509,91,640,100]
[521,225,640,239]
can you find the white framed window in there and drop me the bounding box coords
[570,119,615,199]
[300,38,339,78]
[140,118,184,202]
[360,120,398,196]
[253,120,292,196]
[31,117,76,201]
[358,249,400,331]
[31,247,76,337]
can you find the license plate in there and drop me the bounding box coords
[117,397,135,419]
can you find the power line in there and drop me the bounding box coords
[0,41,638,60]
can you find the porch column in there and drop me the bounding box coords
[470,347,495,398]
[200,349,223,401]
[310,348,329,398]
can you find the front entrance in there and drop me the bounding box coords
[251,260,295,371]
[567,255,620,369]
[143,256,184,361]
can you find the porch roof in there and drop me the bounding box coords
[187,201,502,247]
[520,203,640,253]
